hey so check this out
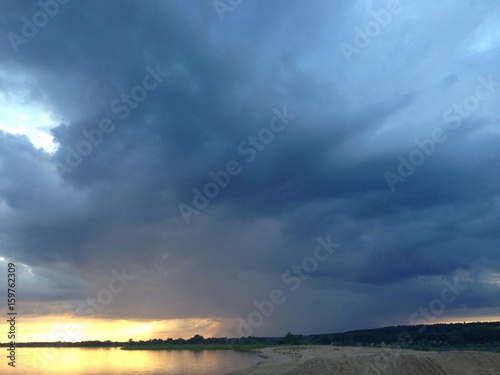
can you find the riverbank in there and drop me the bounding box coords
[228,345,500,374]
[121,343,264,351]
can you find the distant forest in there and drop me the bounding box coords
[2,322,500,351]
[306,321,500,350]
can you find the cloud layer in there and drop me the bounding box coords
[1,0,500,337]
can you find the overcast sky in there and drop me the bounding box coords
[1,0,500,340]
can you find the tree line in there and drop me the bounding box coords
[3,322,500,349]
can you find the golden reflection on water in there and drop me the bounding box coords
[14,347,259,374]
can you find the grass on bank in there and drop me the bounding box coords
[121,343,266,351]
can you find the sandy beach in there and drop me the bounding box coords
[229,345,500,375]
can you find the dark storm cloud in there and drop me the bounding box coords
[1,0,500,336]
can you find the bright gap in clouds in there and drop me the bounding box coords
[0,316,225,342]
[0,97,59,154]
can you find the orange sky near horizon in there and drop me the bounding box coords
[0,316,226,343]
[2,315,500,343]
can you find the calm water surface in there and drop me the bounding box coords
[6,347,261,375]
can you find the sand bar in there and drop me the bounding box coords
[229,345,500,375]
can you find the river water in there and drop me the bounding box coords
[4,347,260,374]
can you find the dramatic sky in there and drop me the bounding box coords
[1,0,500,343]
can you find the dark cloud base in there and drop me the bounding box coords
[1,0,500,336]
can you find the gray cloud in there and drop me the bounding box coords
[1,0,500,337]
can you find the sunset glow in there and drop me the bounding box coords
[0,316,225,343]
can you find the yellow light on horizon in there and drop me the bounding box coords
[0,315,225,343]
[429,317,500,325]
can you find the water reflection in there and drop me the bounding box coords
[11,347,259,375]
